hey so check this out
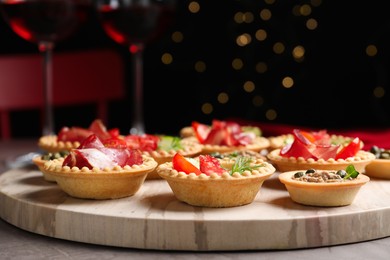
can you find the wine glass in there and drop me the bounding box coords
[0,0,92,167]
[96,0,177,135]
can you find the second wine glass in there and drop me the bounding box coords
[96,0,177,135]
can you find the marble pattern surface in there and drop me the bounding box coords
[1,166,390,251]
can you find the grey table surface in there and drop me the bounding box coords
[1,139,390,260]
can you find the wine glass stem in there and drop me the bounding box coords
[39,42,55,136]
[130,43,145,135]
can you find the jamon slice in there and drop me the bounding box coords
[63,134,143,169]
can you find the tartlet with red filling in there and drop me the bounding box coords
[156,152,275,207]
[182,120,270,154]
[42,134,157,199]
[38,119,118,153]
[267,129,375,172]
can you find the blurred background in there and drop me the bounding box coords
[1,0,390,138]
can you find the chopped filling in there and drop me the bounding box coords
[292,168,357,183]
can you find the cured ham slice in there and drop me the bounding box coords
[63,134,143,169]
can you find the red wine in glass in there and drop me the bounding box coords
[96,0,176,135]
[0,0,92,136]
[0,0,91,168]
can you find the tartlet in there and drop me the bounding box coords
[181,120,270,154]
[279,169,370,206]
[38,135,80,153]
[267,149,375,173]
[195,136,270,154]
[42,156,157,199]
[365,159,390,179]
[364,146,390,179]
[268,133,363,151]
[156,157,275,208]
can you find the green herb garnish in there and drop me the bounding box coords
[344,164,360,179]
[158,136,183,151]
[229,156,262,175]
[241,126,262,137]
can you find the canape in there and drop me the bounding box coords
[364,146,390,179]
[43,156,157,200]
[182,119,270,154]
[156,153,275,207]
[267,129,375,172]
[279,166,370,206]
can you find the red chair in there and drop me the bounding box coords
[0,48,125,140]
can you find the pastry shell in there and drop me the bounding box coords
[42,156,158,199]
[185,136,270,154]
[365,159,390,179]
[267,149,375,173]
[279,170,370,206]
[38,135,80,153]
[32,155,57,182]
[156,158,275,208]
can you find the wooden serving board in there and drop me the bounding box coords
[1,166,390,251]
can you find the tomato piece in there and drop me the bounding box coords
[335,137,361,160]
[292,129,313,145]
[192,121,210,143]
[199,154,226,176]
[172,153,202,175]
[299,130,316,143]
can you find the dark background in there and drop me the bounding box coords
[1,0,390,138]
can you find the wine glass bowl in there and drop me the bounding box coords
[0,0,92,136]
[0,0,90,44]
[96,0,177,135]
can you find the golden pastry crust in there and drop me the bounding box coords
[179,126,194,138]
[156,158,275,207]
[38,135,80,153]
[268,134,293,150]
[267,149,375,173]
[32,155,56,182]
[185,136,270,154]
[279,170,370,206]
[365,159,390,179]
[42,156,158,199]
[143,140,202,180]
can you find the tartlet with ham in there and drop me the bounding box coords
[42,134,157,199]
[182,120,270,154]
[267,129,375,172]
[38,119,118,153]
